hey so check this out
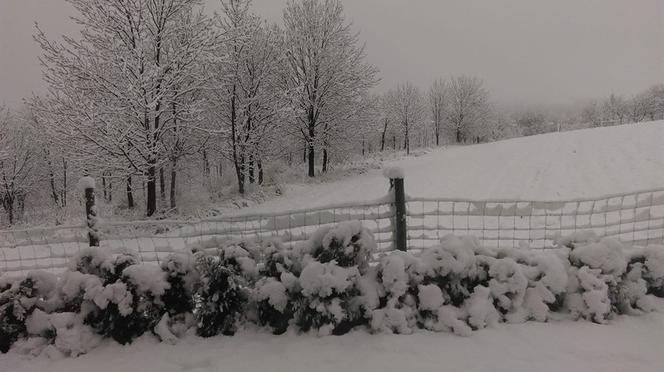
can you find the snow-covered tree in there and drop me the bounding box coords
[446,76,490,143]
[0,108,40,225]
[210,0,285,194]
[280,0,378,177]
[642,84,664,120]
[627,94,649,124]
[428,78,447,146]
[580,100,602,128]
[35,0,214,216]
[601,93,627,126]
[387,82,425,155]
[516,110,547,136]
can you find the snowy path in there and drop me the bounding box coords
[229,121,664,215]
[3,312,664,372]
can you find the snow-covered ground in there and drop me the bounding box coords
[228,121,664,215]
[3,311,664,372]
[2,123,664,371]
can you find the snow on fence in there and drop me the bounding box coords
[406,188,664,250]
[1,176,663,274]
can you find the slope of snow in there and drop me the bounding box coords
[3,311,664,372]
[229,121,664,215]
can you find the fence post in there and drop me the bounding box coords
[393,177,407,251]
[384,167,407,252]
[80,176,99,247]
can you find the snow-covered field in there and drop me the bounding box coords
[229,121,664,215]
[2,123,664,372]
[3,310,664,372]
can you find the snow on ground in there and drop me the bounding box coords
[3,311,664,372]
[2,124,663,371]
[227,121,664,215]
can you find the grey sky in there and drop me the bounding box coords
[1,0,662,108]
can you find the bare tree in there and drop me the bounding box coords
[627,94,649,123]
[516,110,547,136]
[387,82,425,155]
[428,78,447,146]
[0,108,40,225]
[280,0,377,177]
[446,75,490,143]
[35,0,213,216]
[602,93,627,125]
[632,85,664,122]
[580,100,602,127]
[211,0,285,194]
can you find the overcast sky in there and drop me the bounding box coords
[1,0,662,108]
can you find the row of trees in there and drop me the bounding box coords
[20,0,379,219]
[581,85,664,128]
[373,76,492,156]
[514,84,664,137]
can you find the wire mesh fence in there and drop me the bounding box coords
[406,188,664,250]
[0,199,395,274]
[1,187,663,274]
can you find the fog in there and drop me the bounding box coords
[1,0,662,107]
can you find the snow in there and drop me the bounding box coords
[223,121,664,214]
[299,261,358,297]
[382,166,405,179]
[153,314,178,345]
[3,308,663,372]
[569,237,627,276]
[76,176,96,191]
[255,278,288,312]
[122,264,170,298]
[2,123,664,369]
[417,284,444,311]
[464,285,500,329]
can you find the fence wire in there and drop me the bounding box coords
[0,199,395,274]
[1,188,663,274]
[407,188,664,250]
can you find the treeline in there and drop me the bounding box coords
[1,0,662,225]
[513,85,664,136]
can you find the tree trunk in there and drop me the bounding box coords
[16,193,25,221]
[234,156,245,194]
[248,155,255,184]
[308,127,315,177]
[456,128,462,143]
[3,195,14,225]
[257,158,264,185]
[405,121,410,155]
[47,157,60,206]
[147,164,157,216]
[322,147,329,173]
[102,176,107,201]
[362,138,366,156]
[380,118,388,151]
[202,149,210,177]
[126,176,135,209]
[159,167,166,201]
[62,158,67,207]
[170,159,177,210]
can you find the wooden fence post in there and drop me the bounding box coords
[393,177,407,251]
[385,167,407,252]
[80,176,99,247]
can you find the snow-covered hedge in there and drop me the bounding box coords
[1,224,663,358]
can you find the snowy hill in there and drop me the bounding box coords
[230,121,664,215]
